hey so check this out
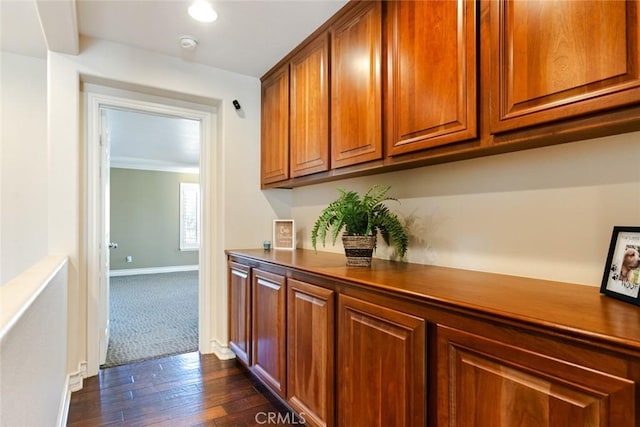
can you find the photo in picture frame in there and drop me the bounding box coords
[600,226,640,306]
[273,219,296,250]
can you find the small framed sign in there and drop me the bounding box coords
[600,226,640,305]
[273,219,296,250]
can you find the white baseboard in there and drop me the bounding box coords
[211,339,236,360]
[110,265,199,277]
[58,362,86,427]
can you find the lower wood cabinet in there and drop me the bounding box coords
[337,294,425,427]
[436,325,636,427]
[287,279,335,427]
[251,268,287,397]
[227,261,251,366]
[227,250,640,427]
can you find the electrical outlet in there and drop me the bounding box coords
[126,256,133,263]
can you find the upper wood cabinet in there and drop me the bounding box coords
[488,0,640,133]
[337,294,425,427]
[251,269,287,397]
[290,34,330,178]
[261,65,289,185]
[260,0,640,188]
[385,0,477,156]
[437,325,636,427]
[330,1,383,169]
[227,261,251,367]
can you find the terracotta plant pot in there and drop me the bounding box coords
[342,235,376,267]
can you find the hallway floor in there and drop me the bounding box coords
[67,352,293,426]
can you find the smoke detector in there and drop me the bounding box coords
[180,36,199,51]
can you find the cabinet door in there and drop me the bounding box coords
[287,279,334,427]
[261,65,290,185]
[227,261,251,366]
[488,0,640,133]
[437,325,636,427]
[386,0,477,156]
[337,294,425,427]
[252,269,287,397]
[290,34,330,178]
[331,1,383,169]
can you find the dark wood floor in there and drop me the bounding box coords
[67,352,295,426]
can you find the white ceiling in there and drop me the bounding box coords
[0,0,48,58]
[77,0,346,78]
[106,108,201,172]
[2,0,347,77]
[1,0,347,172]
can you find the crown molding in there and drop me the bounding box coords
[111,157,199,174]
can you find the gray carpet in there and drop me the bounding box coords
[103,271,199,368]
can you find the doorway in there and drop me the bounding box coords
[101,107,201,367]
[86,89,217,375]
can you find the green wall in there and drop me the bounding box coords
[110,168,199,270]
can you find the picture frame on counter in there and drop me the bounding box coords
[273,219,296,250]
[600,226,640,306]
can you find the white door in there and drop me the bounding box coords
[98,108,113,365]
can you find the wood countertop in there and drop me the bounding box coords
[226,248,640,354]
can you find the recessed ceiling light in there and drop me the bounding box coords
[188,0,218,23]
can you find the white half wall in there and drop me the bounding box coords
[0,52,48,285]
[292,131,640,287]
[0,256,68,427]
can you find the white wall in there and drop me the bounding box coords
[0,52,48,285]
[292,131,640,287]
[48,37,291,374]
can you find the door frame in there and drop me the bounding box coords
[85,91,217,375]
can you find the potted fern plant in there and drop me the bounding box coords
[311,185,408,266]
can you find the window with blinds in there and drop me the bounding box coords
[180,182,200,251]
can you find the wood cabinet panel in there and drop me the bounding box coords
[386,0,477,155]
[227,261,251,366]
[331,1,383,169]
[287,279,334,427]
[437,324,636,427]
[290,34,330,178]
[337,294,425,427]
[252,269,287,397]
[489,0,640,132]
[261,65,290,185]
